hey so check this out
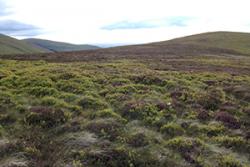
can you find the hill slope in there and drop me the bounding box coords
[23,38,100,52]
[0,34,47,55]
[153,31,250,55]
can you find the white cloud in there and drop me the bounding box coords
[1,0,250,45]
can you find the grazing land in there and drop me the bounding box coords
[0,32,250,167]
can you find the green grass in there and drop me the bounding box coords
[0,58,249,166]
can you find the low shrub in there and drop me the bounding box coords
[85,118,123,140]
[197,110,211,121]
[214,136,247,151]
[215,111,240,129]
[187,122,225,137]
[59,93,79,103]
[27,86,58,97]
[41,96,68,108]
[81,146,135,167]
[56,80,85,94]
[130,74,167,86]
[78,96,108,110]
[0,91,15,110]
[218,155,243,167]
[198,87,225,111]
[110,78,131,86]
[91,109,125,122]
[166,137,205,153]
[26,106,68,128]
[160,123,184,137]
[127,132,150,147]
[0,114,16,125]
[18,76,53,88]
[120,100,158,120]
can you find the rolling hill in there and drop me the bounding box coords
[154,31,250,56]
[1,31,249,62]
[0,34,47,55]
[23,38,100,52]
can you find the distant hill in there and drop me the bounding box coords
[0,34,47,55]
[1,31,250,61]
[23,38,100,52]
[153,31,250,56]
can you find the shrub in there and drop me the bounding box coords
[41,96,68,108]
[0,91,15,110]
[0,114,16,125]
[215,111,240,129]
[127,132,149,147]
[110,78,131,86]
[214,136,247,151]
[78,96,108,110]
[59,93,79,103]
[121,100,158,120]
[160,123,184,137]
[198,87,225,111]
[26,106,68,128]
[18,76,53,88]
[82,146,135,167]
[91,109,125,122]
[115,84,137,94]
[86,118,123,140]
[197,110,211,121]
[131,74,166,86]
[56,80,85,94]
[218,155,243,167]
[27,86,58,97]
[187,122,225,137]
[166,137,205,153]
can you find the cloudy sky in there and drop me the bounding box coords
[0,0,250,46]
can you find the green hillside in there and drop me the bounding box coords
[23,38,100,52]
[157,31,250,55]
[0,34,47,55]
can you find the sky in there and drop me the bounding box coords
[0,0,250,46]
